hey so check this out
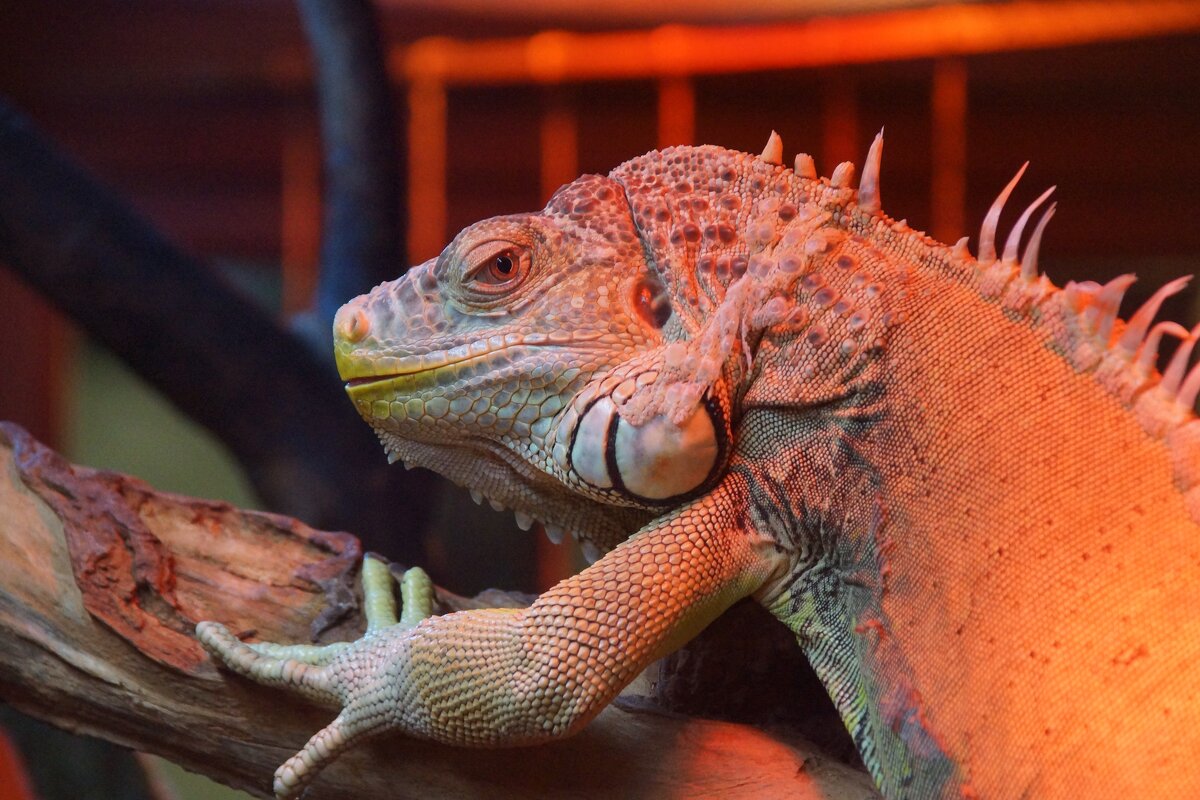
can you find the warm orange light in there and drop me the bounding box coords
[406,79,448,263]
[396,1,1200,85]
[657,77,695,149]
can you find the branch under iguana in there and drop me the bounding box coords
[0,421,877,799]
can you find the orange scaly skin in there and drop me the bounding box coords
[198,131,1200,799]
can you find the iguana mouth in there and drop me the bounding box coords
[342,354,495,398]
[342,346,541,397]
[345,375,399,388]
[340,342,510,387]
[340,331,607,395]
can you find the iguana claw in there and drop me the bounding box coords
[196,556,436,799]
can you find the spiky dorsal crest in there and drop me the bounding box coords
[822,132,1200,519]
[857,131,884,215]
[759,130,783,166]
[615,129,1200,511]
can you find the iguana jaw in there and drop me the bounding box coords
[338,332,729,514]
[367,427,650,559]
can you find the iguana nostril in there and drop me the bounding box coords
[335,305,371,343]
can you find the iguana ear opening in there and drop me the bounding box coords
[569,394,722,503]
[631,273,673,330]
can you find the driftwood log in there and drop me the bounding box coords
[0,422,876,799]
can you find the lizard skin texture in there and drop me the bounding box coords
[197,131,1200,799]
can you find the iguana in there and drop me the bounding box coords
[197,130,1200,799]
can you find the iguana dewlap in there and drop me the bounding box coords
[198,130,1200,799]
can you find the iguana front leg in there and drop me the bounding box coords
[197,475,781,799]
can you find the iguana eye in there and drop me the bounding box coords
[466,246,530,292]
[489,253,515,280]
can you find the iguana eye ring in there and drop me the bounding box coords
[465,244,531,293]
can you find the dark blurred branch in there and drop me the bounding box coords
[297,0,403,327]
[0,98,432,563]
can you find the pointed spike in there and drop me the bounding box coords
[1084,275,1137,340]
[514,510,534,531]
[387,452,400,465]
[1069,279,1101,293]
[1135,321,1189,374]
[469,489,483,505]
[1085,274,1136,342]
[794,152,817,179]
[488,498,505,512]
[1179,362,1200,412]
[979,162,1029,265]
[1064,279,1101,312]
[544,524,565,545]
[1117,276,1192,357]
[1020,203,1056,281]
[858,129,884,215]
[580,539,602,564]
[1002,186,1055,266]
[760,130,783,166]
[951,236,971,261]
[830,161,855,188]
[1162,322,1200,394]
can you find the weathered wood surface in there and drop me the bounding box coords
[0,422,877,799]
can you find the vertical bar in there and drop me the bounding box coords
[657,75,695,148]
[0,728,37,800]
[540,89,579,203]
[0,270,67,448]
[280,128,322,315]
[931,58,968,243]
[820,72,859,172]
[407,78,447,263]
[537,91,577,589]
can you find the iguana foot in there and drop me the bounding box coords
[196,556,436,799]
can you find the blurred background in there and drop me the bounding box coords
[0,0,1198,797]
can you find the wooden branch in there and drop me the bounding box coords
[0,99,437,562]
[0,422,877,799]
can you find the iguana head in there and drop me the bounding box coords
[333,172,729,558]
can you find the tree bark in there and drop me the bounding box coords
[0,422,877,799]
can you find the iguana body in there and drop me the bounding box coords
[198,131,1200,798]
